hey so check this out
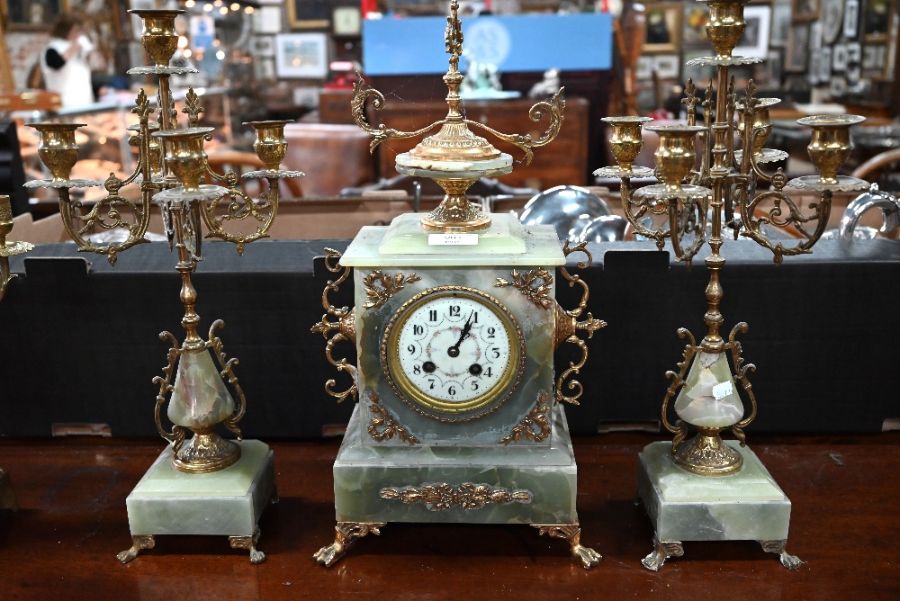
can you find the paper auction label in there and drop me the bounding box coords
[427,233,479,246]
[712,381,734,400]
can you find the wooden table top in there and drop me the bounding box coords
[0,432,897,600]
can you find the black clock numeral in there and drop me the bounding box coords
[428,309,438,322]
[428,378,436,390]
[413,365,422,375]
[448,385,457,396]
[486,326,496,339]
[407,344,416,355]
[413,324,424,335]
[472,312,479,323]
[491,347,501,359]
[486,367,493,377]
[471,381,479,391]
[449,305,461,317]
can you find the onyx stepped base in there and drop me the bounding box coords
[637,440,801,571]
[315,404,600,568]
[119,439,276,564]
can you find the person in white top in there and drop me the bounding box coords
[40,14,95,109]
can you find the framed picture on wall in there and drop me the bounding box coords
[654,54,680,79]
[791,0,820,22]
[819,46,832,81]
[771,2,792,47]
[843,0,859,38]
[821,0,845,44]
[275,32,329,78]
[833,43,848,70]
[251,36,276,57]
[846,42,862,82]
[286,0,330,30]
[643,3,682,54]
[734,5,772,58]
[786,24,810,72]
[862,0,893,42]
[2,0,66,30]
[829,76,847,97]
[862,43,891,79]
[636,56,653,80]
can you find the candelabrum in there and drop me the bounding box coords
[598,0,871,478]
[0,195,32,303]
[350,0,564,233]
[25,9,300,562]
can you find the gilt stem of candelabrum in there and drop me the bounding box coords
[701,64,732,352]
[171,205,203,351]
[157,74,174,183]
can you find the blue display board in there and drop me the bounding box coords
[362,13,613,75]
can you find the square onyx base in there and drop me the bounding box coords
[119,439,276,564]
[637,440,801,571]
[315,404,601,568]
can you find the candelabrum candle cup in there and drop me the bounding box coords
[701,0,748,59]
[798,114,866,185]
[736,98,780,156]
[153,127,215,192]
[0,195,12,230]
[601,116,652,172]
[244,120,291,171]
[128,9,183,68]
[646,124,705,193]
[27,122,86,182]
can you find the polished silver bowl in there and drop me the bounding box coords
[519,185,610,242]
[572,215,629,243]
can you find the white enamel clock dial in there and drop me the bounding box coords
[382,287,524,420]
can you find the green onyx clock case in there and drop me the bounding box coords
[311,213,606,568]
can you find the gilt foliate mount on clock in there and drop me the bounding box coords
[310,1,604,568]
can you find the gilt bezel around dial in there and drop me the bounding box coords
[380,286,525,422]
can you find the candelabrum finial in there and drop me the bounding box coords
[445,0,463,71]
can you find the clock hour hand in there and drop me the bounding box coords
[447,312,474,357]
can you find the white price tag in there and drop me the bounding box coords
[712,381,734,400]
[427,233,479,246]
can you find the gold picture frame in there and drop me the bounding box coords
[1,0,68,31]
[644,3,683,54]
[286,0,330,30]
[791,0,820,22]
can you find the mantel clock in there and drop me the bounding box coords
[311,1,605,568]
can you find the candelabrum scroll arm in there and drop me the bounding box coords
[207,319,246,438]
[152,330,187,451]
[464,88,565,166]
[727,322,757,444]
[620,177,671,249]
[740,187,832,264]
[660,328,697,449]
[351,74,445,153]
[667,193,707,264]
[58,185,151,265]
[201,185,279,254]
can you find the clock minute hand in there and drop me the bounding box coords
[448,312,474,357]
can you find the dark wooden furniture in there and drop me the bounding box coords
[0,432,897,599]
[373,97,590,189]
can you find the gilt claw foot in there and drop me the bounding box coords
[117,535,155,564]
[641,538,683,572]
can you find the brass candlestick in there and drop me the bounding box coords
[599,0,871,478]
[0,195,33,303]
[25,8,301,563]
[351,0,564,232]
